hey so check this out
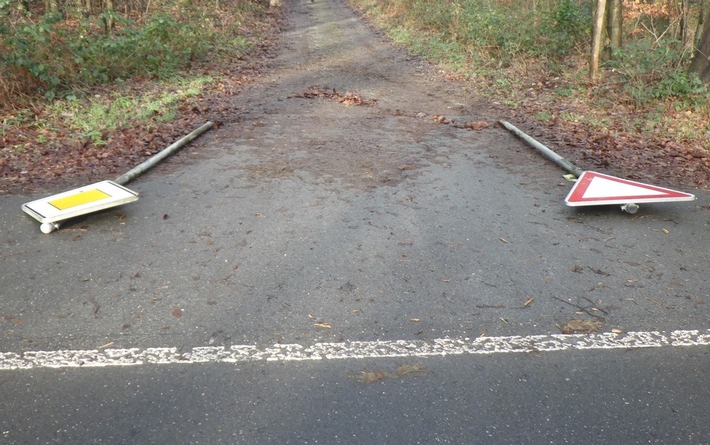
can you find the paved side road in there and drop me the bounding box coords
[0,0,708,443]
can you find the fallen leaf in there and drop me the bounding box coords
[351,364,426,383]
[396,364,427,376]
[464,120,489,131]
[354,369,388,384]
[171,308,183,318]
[289,86,377,106]
[558,319,603,334]
[313,322,332,329]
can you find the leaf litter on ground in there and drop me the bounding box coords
[2,5,708,194]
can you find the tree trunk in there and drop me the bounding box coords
[103,0,115,33]
[45,0,58,13]
[696,0,710,48]
[606,0,622,54]
[590,0,608,81]
[690,0,710,82]
[678,0,689,44]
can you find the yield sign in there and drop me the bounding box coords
[565,171,696,207]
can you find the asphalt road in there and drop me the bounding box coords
[1,0,708,443]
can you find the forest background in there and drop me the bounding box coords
[1,0,709,193]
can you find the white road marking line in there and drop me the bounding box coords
[1,329,708,370]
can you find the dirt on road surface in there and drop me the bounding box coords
[200,0,518,193]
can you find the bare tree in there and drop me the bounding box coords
[607,0,623,54]
[590,0,608,81]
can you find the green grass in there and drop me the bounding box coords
[48,76,213,142]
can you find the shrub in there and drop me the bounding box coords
[546,0,591,56]
[606,38,708,107]
[0,4,222,101]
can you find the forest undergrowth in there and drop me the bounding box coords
[349,0,710,189]
[1,0,709,193]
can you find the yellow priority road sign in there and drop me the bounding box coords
[22,180,139,233]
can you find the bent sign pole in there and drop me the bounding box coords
[114,121,214,186]
[499,120,696,213]
[499,120,584,178]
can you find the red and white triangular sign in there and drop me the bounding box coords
[565,171,696,207]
